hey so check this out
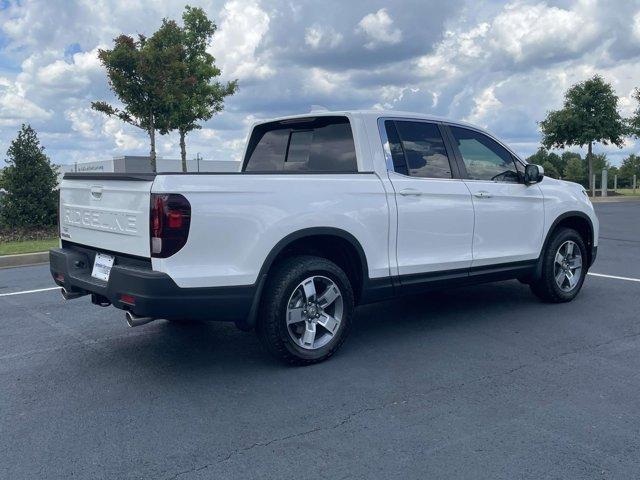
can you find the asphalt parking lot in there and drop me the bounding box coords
[1,201,639,480]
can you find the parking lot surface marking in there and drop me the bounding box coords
[588,272,640,283]
[0,286,58,297]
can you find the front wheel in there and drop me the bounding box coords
[256,255,354,365]
[530,228,587,303]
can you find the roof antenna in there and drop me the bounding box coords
[310,104,329,113]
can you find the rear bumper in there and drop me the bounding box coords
[49,246,255,322]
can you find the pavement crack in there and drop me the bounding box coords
[213,405,381,466]
[167,464,210,480]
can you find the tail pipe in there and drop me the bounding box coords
[61,287,85,300]
[125,311,156,327]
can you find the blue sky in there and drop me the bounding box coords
[0,0,639,166]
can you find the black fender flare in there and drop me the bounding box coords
[237,227,370,331]
[534,211,595,279]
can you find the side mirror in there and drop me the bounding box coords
[524,164,544,185]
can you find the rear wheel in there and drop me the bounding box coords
[256,255,354,365]
[530,228,587,303]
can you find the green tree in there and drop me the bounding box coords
[563,157,585,184]
[540,75,626,191]
[608,165,619,188]
[166,6,238,171]
[619,154,640,186]
[629,88,640,137]
[541,160,560,179]
[0,125,58,228]
[92,24,184,172]
[561,151,581,165]
[526,147,564,177]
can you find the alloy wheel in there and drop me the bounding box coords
[553,240,583,292]
[286,275,343,350]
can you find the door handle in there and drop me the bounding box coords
[398,188,422,197]
[473,191,492,198]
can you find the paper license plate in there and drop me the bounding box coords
[91,253,115,281]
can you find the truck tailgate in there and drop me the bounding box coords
[59,175,152,258]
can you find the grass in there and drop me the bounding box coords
[614,188,640,196]
[0,238,58,256]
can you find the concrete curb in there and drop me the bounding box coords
[590,196,640,203]
[0,252,49,269]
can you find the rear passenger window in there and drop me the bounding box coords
[384,120,453,179]
[244,116,357,172]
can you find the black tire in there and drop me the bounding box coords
[530,228,587,303]
[256,255,354,365]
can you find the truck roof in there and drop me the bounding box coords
[252,109,489,135]
[249,109,519,158]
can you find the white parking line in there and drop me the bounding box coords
[0,286,59,297]
[588,272,640,283]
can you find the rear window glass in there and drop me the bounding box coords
[385,120,452,179]
[243,116,357,172]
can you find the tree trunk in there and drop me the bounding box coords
[149,124,157,173]
[587,141,593,192]
[180,129,187,173]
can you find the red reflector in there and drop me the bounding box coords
[55,273,65,283]
[120,294,136,305]
[167,211,182,229]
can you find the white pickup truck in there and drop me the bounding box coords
[51,110,599,364]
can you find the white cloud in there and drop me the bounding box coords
[489,1,599,64]
[373,86,420,110]
[65,107,101,138]
[33,47,103,93]
[209,0,274,80]
[0,77,52,126]
[357,8,402,49]
[102,117,145,151]
[305,25,343,49]
[306,68,349,95]
[465,84,503,125]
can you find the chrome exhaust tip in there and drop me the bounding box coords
[61,287,84,300]
[125,311,155,327]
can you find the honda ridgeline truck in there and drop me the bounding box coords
[50,111,599,364]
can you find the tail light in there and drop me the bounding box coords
[150,193,191,258]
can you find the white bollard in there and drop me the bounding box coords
[634,174,637,195]
[614,174,617,192]
[602,169,608,197]
[592,174,596,197]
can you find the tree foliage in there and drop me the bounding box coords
[541,161,560,179]
[526,147,564,178]
[92,6,237,173]
[164,6,238,171]
[92,23,185,172]
[619,154,640,185]
[629,88,640,138]
[540,75,626,190]
[563,157,585,184]
[0,125,58,229]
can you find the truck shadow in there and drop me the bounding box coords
[104,279,555,374]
